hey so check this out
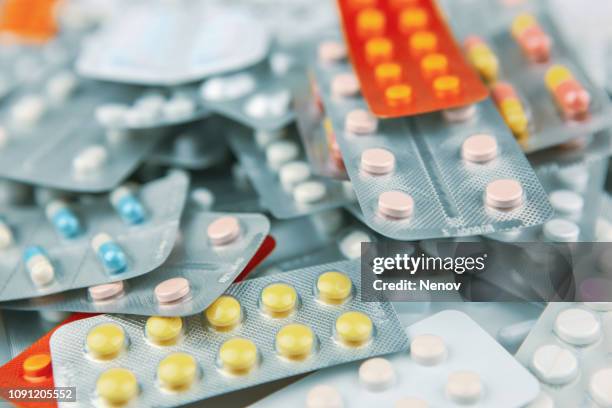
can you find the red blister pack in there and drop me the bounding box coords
[233,235,276,282]
[0,0,58,42]
[336,0,489,117]
[0,313,96,408]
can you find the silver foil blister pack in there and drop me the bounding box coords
[312,40,552,240]
[49,260,408,407]
[0,171,188,301]
[2,211,270,317]
[228,124,353,219]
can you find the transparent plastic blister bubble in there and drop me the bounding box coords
[227,124,354,219]
[254,310,540,407]
[0,72,165,192]
[49,260,408,407]
[2,212,270,317]
[312,38,552,240]
[515,302,612,408]
[0,171,189,302]
[76,2,270,86]
[147,119,230,170]
[199,61,295,131]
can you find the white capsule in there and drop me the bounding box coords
[45,71,78,103]
[279,161,311,192]
[95,104,128,128]
[72,145,108,174]
[339,230,371,260]
[293,181,327,204]
[25,252,55,287]
[11,95,46,125]
[162,96,195,120]
[266,140,299,171]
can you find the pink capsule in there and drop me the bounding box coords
[553,79,590,119]
[491,82,518,104]
[516,26,551,63]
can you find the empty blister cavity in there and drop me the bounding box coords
[49,260,407,406]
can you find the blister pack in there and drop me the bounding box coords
[199,61,295,131]
[228,123,354,219]
[515,302,612,408]
[76,1,269,85]
[254,310,539,407]
[0,171,188,302]
[0,71,165,192]
[335,0,489,118]
[2,212,273,317]
[49,260,407,407]
[311,37,552,240]
[443,1,612,153]
[0,0,58,42]
[148,119,230,170]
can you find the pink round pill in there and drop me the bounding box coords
[361,148,395,175]
[88,281,124,301]
[485,179,524,209]
[332,73,360,98]
[345,109,378,134]
[154,277,191,304]
[378,191,414,219]
[207,216,241,245]
[318,41,347,63]
[462,134,498,163]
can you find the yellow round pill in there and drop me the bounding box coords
[205,296,242,331]
[276,324,315,360]
[409,30,437,55]
[86,323,125,360]
[96,368,138,406]
[357,8,386,36]
[261,283,298,317]
[335,311,373,346]
[317,271,353,304]
[145,316,183,345]
[421,53,448,77]
[375,62,402,85]
[219,338,258,374]
[365,37,393,63]
[157,352,198,391]
[433,75,460,98]
[545,65,573,91]
[399,7,429,32]
[385,84,413,106]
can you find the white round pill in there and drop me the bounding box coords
[46,71,78,103]
[11,95,46,125]
[331,73,359,98]
[543,219,579,242]
[0,127,8,149]
[306,385,343,408]
[190,188,215,211]
[293,181,327,204]
[361,148,395,175]
[73,145,108,174]
[344,109,378,134]
[584,302,612,312]
[445,371,482,404]
[410,334,447,366]
[266,140,299,171]
[531,344,578,385]
[318,41,347,63]
[163,96,195,120]
[255,128,285,148]
[244,94,269,118]
[557,165,588,192]
[554,308,601,346]
[95,104,128,128]
[549,190,584,215]
[378,191,414,219]
[200,77,226,101]
[526,391,554,408]
[279,161,311,192]
[339,230,371,259]
[30,260,55,287]
[589,368,612,407]
[359,358,395,391]
[485,179,524,209]
[443,105,476,122]
[462,134,498,163]
[394,397,429,408]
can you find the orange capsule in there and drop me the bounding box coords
[433,75,460,98]
[385,84,412,106]
[357,8,386,37]
[420,53,448,77]
[365,37,393,63]
[409,30,438,55]
[399,7,429,32]
[375,62,402,85]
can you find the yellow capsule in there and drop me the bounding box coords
[205,295,242,331]
[335,311,373,346]
[261,283,298,317]
[500,99,529,136]
[468,50,499,83]
[157,352,198,391]
[219,338,258,374]
[511,13,537,37]
[545,65,573,91]
[276,324,315,360]
[317,271,353,304]
[145,316,182,345]
[86,323,125,360]
[96,368,138,406]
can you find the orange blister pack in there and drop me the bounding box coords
[0,0,58,42]
[336,0,489,118]
[0,313,95,408]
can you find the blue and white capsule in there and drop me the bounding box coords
[110,185,146,225]
[92,233,127,274]
[0,217,14,249]
[45,200,82,239]
[23,246,55,287]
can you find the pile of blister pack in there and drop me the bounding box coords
[0,0,611,407]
